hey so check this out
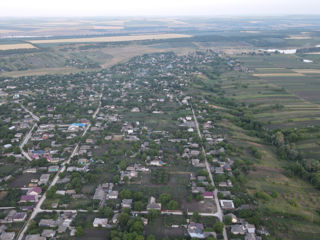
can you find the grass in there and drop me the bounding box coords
[218,116,320,240]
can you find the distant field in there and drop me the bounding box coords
[253,73,304,77]
[285,35,311,39]
[0,43,36,50]
[93,26,124,30]
[29,34,192,44]
[0,67,98,78]
[293,69,320,74]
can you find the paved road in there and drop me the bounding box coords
[19,123,37,161]
[18,102,40,122]
[18,103,40,161]
[191,105,228,240]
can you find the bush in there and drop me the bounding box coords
[255,191,271,201]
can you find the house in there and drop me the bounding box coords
[39,219,57,228]
[27,187,42,196]
[147,196,161,211]
[187,222,205,238]
[25,234,46,240]
[41,229,56,238]
[13,212,27,222]
[246,223,256,234]
[108,191,118,199]
[0,232,15,240]
[149,160,165,167]
[23,168,37,173]
[78,158,88,165]
[141,217,148,225]
[245,233,258,240]
[121,199,133,208]
[215,167,224,174]
[220,200,235,210]
[202,192,214,199]
[190,150,200,157]
[39,174,50,185]
[56,190,66,196]
[231,225,246,235]
[20,206,34,212]
[197,176,206,182]
[112,213,119,224]
[20,195,36,203]
[93,218,109,228]
[93,185,106,200]
[48,165,59,172]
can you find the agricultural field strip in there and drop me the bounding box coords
[28,34,192,44]
[0,43,37,50]
[292,69,320,74]
[253,73,305,77]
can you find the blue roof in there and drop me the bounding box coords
[32,150,44,154]
[69,123,86,127]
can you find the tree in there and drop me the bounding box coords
[147,235,155,240]
[167,200,178,210]
[119,189,132,199]
[133,201,144,211]
[192,212,200,222]
[272,131,285,147]
[159,193,171,206]
[147,209,160,221]
[118,212,130,226]
[130,220,144,233]
[75,226,84,237]
[213,222,224,233]
[224,216,232,225]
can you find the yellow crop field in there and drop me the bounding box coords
[0,43,36,50]
[285,35,311,39]
[253,73,304,77]
[29,34,192,44]
[293,69,320,74]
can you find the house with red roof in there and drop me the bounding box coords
[27,187,42,196]
[20,195,36,203]
[202,192,214,199]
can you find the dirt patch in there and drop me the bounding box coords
[77,228,109,240]
[112,135,123,141]
[8,173,40,188]
[208,104,225,110]
[181,199,216,213]
[0,191,8,200]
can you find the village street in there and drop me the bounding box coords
[191,105,228,240]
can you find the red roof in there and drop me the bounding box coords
[20,195,36,202]
[202,192,214,197]
[27,186,42,195]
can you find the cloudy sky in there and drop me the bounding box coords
[0,0,319,17]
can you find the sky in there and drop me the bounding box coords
[0,0,320,17]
